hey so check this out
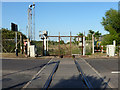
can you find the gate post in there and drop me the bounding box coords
[82,36,83,55]
[83,35,86,56]
[59,32,60,56]
[70,32,72,56]
[92,33,95,54]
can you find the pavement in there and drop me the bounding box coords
[49,58,86,88]
[2,58,51,89]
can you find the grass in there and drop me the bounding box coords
[2,53,26,58]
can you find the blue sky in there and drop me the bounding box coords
[2,2,118,40]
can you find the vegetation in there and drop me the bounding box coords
[86,30,102,40]
[1,28,27,53]
[101,9,120,45]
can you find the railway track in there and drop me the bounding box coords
[43,61,60,89]
[42,58,93,89]
[21,58,92,89]
[74,59,93,89]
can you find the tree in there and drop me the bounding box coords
[86,30,101,40]
[60,40,64,44]
[95,31,101,40]
[101,9,120,45]
[73,32,83,44]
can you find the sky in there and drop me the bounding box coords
[2,2,118,41]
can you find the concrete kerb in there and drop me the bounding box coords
[1,56,56,60]
[79,57,113,88]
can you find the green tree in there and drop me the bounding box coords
[60,40,64,44]
[101,9,120,45]
[95,31,102,40]
[73,32,83,44]
[86,30,101,40]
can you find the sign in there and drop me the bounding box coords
[11,23,18,31]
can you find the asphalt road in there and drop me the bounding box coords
[85,58,119,88]
[2,58,50,89]
[2,57,119,89]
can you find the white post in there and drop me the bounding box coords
[15,32,17,49]
[27,39,30,56]
[47,37,48,52]
[83,35,86,56]
[113,40,116,47]
[44,36,46,56]
[113,40,116,56]
[92,34,94,54]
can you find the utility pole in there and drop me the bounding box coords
[92,33,95,54]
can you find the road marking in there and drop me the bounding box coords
[80,57,113,88]
[111,71,120,74]
[21,58,54,89]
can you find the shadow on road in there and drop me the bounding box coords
[2,61,58,89]
[50,75,111,89]
[3,61,58,77]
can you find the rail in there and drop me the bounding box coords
[74,59,93,89]
[43,61,60,89]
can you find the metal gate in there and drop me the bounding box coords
[47,32,83,56]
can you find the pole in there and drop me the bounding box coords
[20,33,22,54]
[16,32,17,49]
[47,37,48,52]
[43,38,44,56]
[59,32,60,56]
[30,10,32,40]
[26,25,28,38]
[92,34,94,54]
[44,36,46,56]
[70,32,72,56]
[82,35,83,55]
[15,32,18,56]
[83,32,85,56]
[33,2,35,40]
[28,8,30,40]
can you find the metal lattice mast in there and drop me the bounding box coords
[28,8,30,40]
[33,2,35,40]
[28,5,32,40]
[30,9,32,40]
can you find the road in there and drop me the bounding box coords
[85,58,119,88]
[2,58,50,89]
[2,57,119,89]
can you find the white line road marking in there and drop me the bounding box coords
[111,71,120,74]
[21,58,54,89]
